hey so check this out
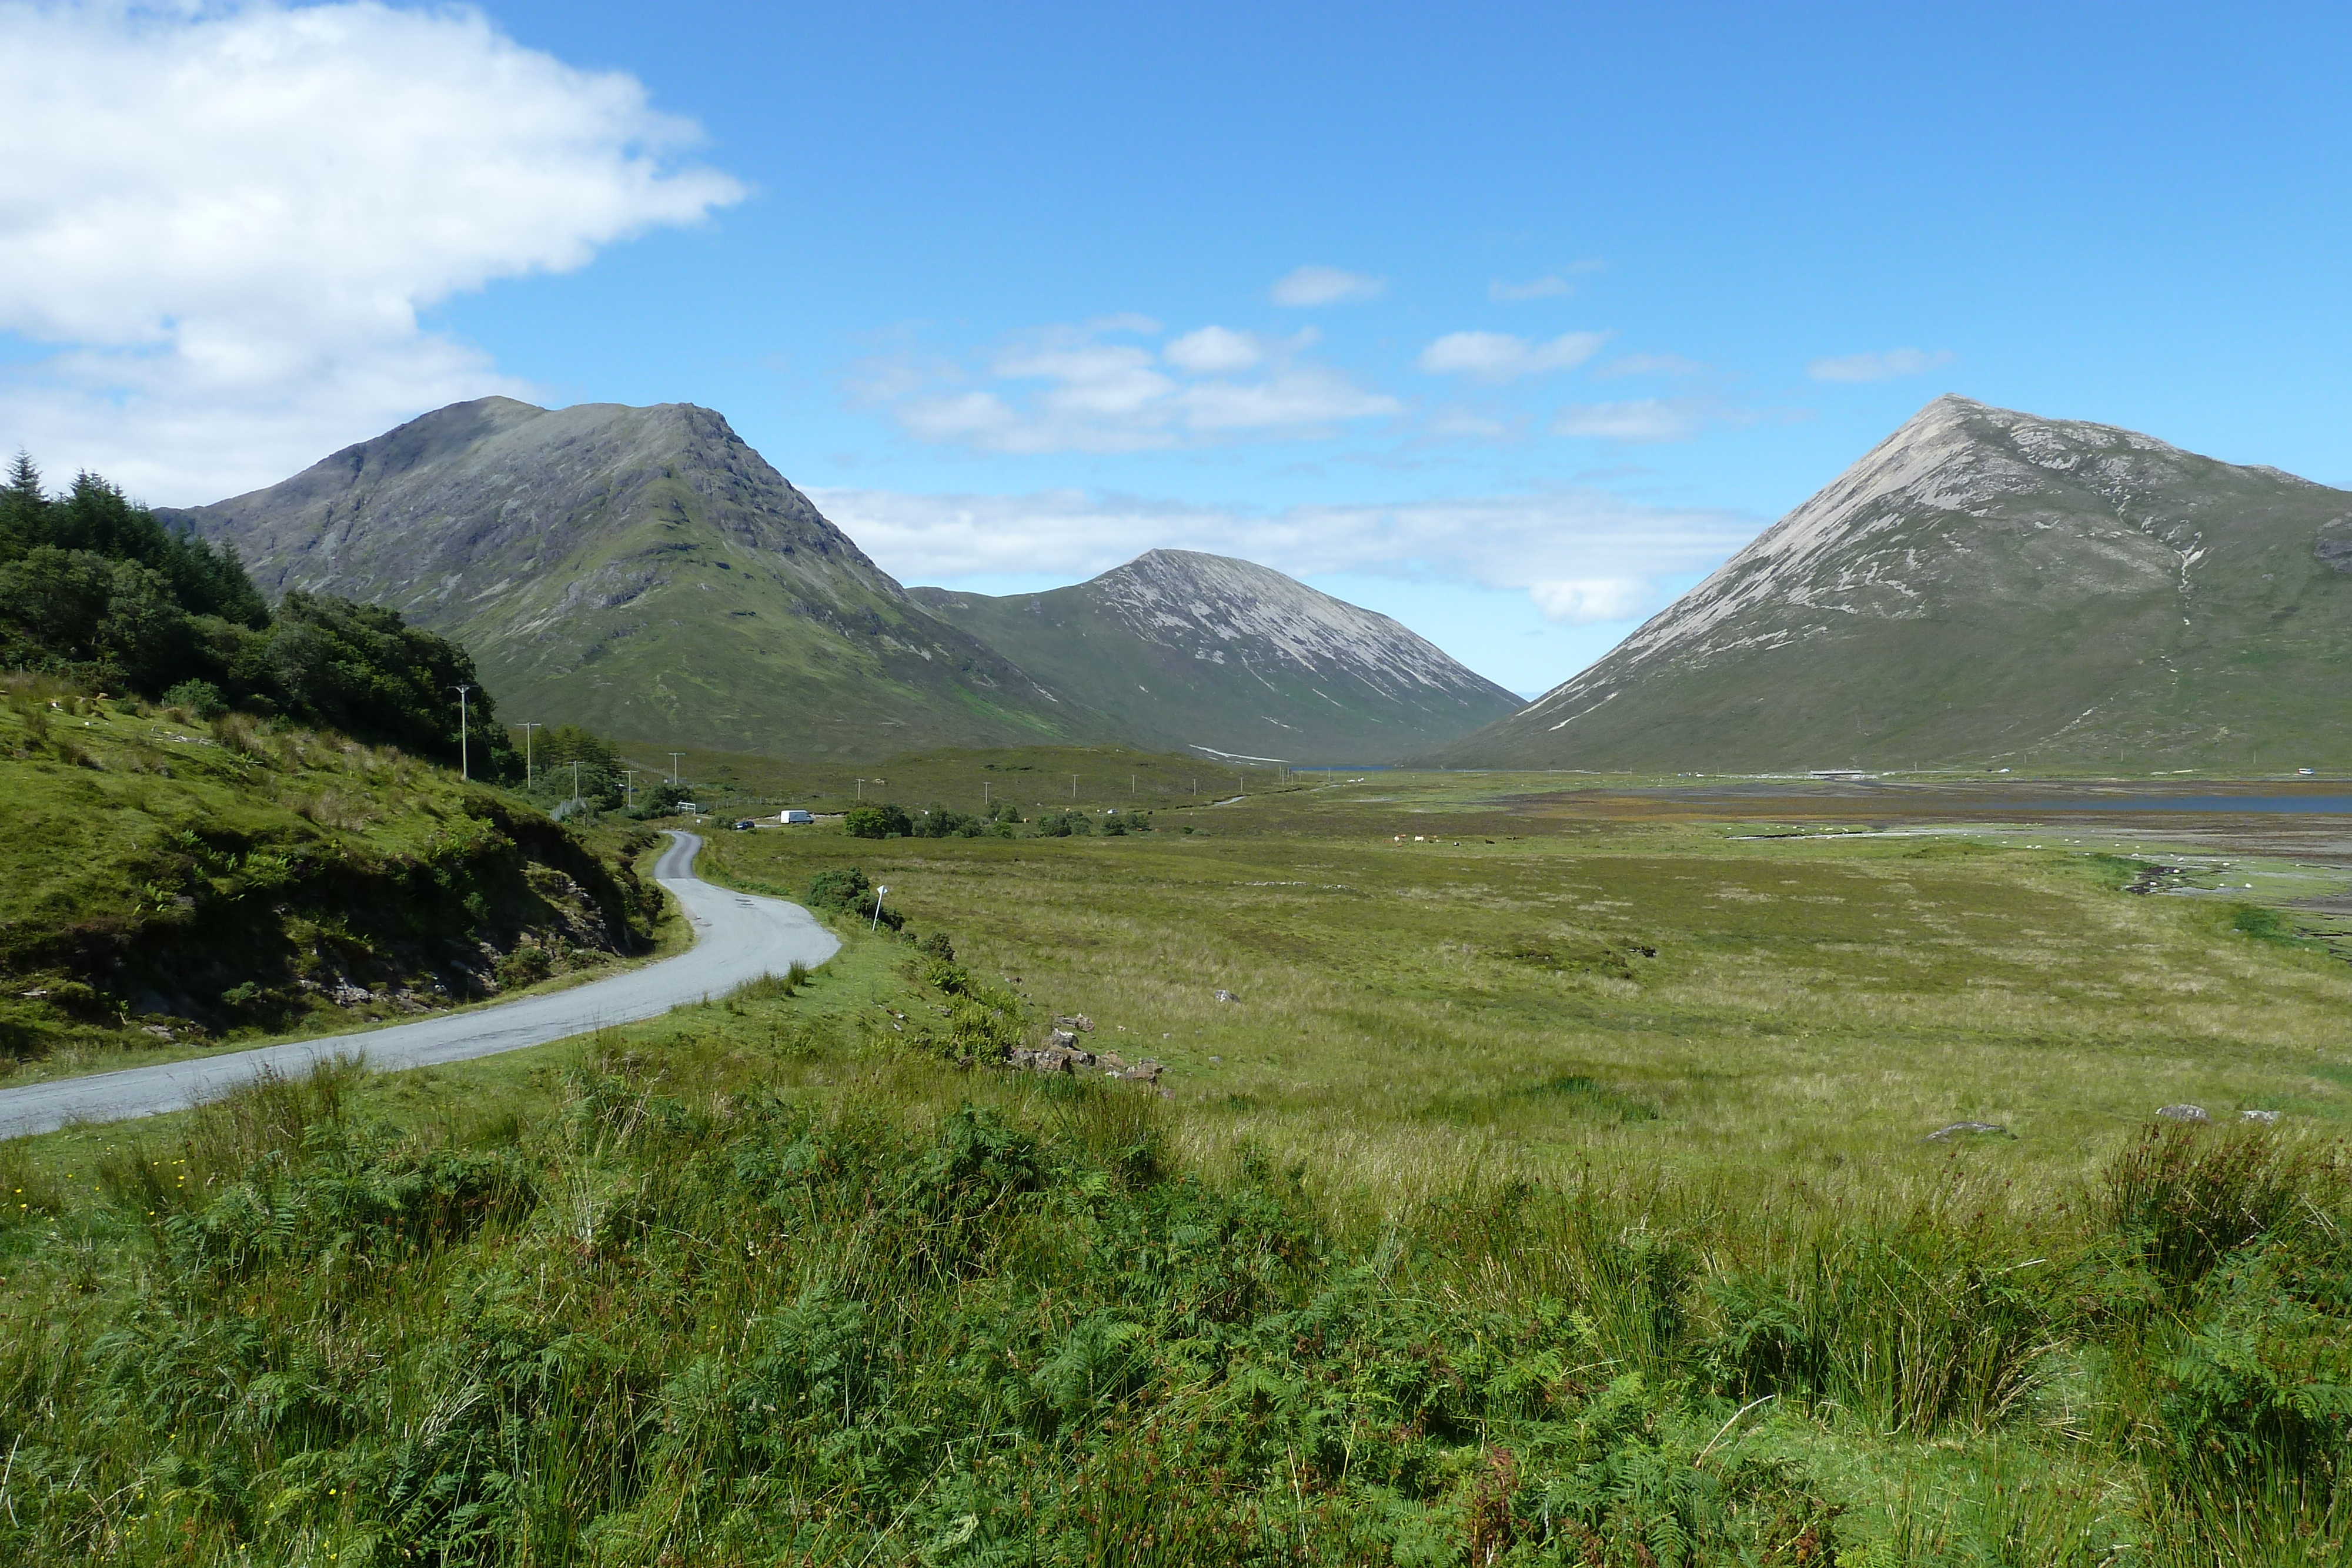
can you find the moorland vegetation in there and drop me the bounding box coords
[2,777,2348,1564]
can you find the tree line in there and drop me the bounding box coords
[0,453,513,771]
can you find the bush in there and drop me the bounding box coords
[804,865,903,930]
[844,802,911,839]
[496,945,553,989]
[162,677,228,718]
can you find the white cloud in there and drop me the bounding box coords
[1528,579,1652,623]
[1552,399,1709,442]
[860,319,1399,454]
[1592,353,1709,379]
[1806,347,1956,383]
[0,0,742,503]
[1488,274,1574,302]
[1418,330,1608,382]
[1268,265,1385,307]
[813,485,1753,627]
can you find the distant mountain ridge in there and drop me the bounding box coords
[166,399,1518,763]
[910,550,1524,763]
[1422,394,2352,772]
[163,398,1091,758]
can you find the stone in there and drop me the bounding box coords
[1094,1051,1131,1073]
[1927,1121,2008,1140]
[141,1024,175,1040]
[1005,1045,1075,1074]
[2241,1109,2283,1124]
[2156,1104,2211,1123]
[1053,1014,1095,1032]
[1048,1028,1079,1049]
[1213,988,1240,1003]
[1114,1059,1164,1085]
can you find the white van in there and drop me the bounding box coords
[780,809,814,825]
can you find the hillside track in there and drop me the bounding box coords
[0,831,839,1139]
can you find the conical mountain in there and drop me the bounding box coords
[164,398,1092,758]
[910,550,1524,763]
[1421,395,2352,772]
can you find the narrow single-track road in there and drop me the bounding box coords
[0,831,838,1140]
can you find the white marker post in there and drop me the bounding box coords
[870,885,889,932]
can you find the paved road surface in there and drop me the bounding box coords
[0,831,838,1140]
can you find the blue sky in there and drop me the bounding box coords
[4,2,2348,694]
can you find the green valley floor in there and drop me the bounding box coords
[4,770,2351,1564]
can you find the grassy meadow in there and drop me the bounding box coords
[2,769,2351,1564]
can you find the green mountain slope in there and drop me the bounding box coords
[910,550,1524,764]
[1424,396,2352,773]
[0,681,659,1074]
[163,399,1094,760]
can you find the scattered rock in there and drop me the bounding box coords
[1927,1121,2009,1141]
[2242,1109,2283,1124]
[1053,1014,1095,1032]
[1113,1059,1164,1085]
[329,981,373,1008]
[2156,1104,2211,1123]
[1048,1027,1080,1050]
[1213,988,1240,1004]
[141,1024,174,1040]
[1005,1045,1074,1074]
[19,988,49,999]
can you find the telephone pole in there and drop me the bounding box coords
[668,752,684,785]
[569,759,582,805]
[520,721,541,788]
[450,684,472,780]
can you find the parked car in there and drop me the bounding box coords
[731,818,756,831]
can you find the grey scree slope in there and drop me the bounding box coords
[0,833,838,1140]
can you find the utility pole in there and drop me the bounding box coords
[983,781,990,809]
[1070,774,1078,800]
[450,684,472,781]
[1130,774,1135,797]
[624,767,634,810]
[668,752,684,785]
[569,759,583,806]
[520,722,541,788]
[856,777,866,801]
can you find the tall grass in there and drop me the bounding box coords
[2,1021,2346,1564]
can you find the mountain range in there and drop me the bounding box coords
[1423,395,2352,773]
[910,551,1521,762]
[165,399,1519,763]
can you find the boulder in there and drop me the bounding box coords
[2156,1104,2211,1123]
[1053,1014,1095,1032]
[2241,1109,2283,1124]
[1213,988,1240,1004]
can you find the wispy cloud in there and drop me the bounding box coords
[1418,330,1609,382]
[1488,274,1573,302]
[813,485,1754,627]
[1806,347,1956,383]
[1268,265,1386,306]
[857,318,1398,454]
[1552,399,1712,442]
[1592,353,1709,379]
[0,0,741,503]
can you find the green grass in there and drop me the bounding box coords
[0,674,664,1084]
[1,771,2350,1563]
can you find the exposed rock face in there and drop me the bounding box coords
[912,549,1523,763]
[1424,396,2352,771]
[163,399,1087,758]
